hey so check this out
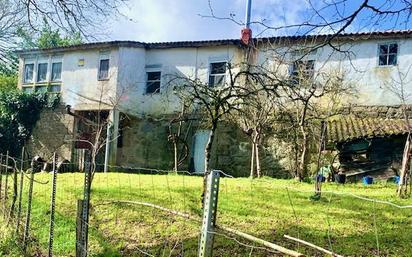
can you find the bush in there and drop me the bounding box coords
[0,89,59,155]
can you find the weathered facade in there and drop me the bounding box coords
[15,31,412,176]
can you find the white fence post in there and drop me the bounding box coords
[198,170,220,257]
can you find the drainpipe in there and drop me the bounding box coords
[245,0,252,29]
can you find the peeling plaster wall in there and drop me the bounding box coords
[261,38,412,106]
[62,48,119,109]
[116,45,242,116]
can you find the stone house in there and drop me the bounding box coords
[15,30,412,177]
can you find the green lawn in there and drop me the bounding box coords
[1,172,412,256]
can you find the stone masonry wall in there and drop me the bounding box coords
[26,105,75,161]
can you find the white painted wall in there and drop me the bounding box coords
[256,38,412,106]
[116,45,240,116]
[17,36,412,115]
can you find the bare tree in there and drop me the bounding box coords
[383,66,412,198]
[233,88,278,178]
[16,0,127,38]
[0,0,25,66]
[167,102,193,172]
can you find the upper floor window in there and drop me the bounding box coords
[51,62,62,81]
[378,43,398,66]
[146,71,161,94]
[23,63,34,83]
[209,62,227,87]
[37,63,48,82]
[289,60,315,85]
[98,59,109,80]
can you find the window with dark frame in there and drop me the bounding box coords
[378,43,398,66]
[289,60,315,85]
[37,63,48,82]
[146,71,161,94]
[208,62,227,87]
[51,62,62,81]
[23,63,34,83]
[98,59,110,80]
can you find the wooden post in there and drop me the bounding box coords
[23,156,42,250]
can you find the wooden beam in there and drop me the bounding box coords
[218,226,305,257]
[284,235,343,257]
[102,200,305,257]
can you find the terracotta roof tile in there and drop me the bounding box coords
[327,115,411,143]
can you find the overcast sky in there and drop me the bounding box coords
[107,0,411,43]
[108,0,311,42]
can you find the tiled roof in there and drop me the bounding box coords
[15,29,412,54]
[326,115,411,144]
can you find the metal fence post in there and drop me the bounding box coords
[77,150,92,257]
[9,151,19,219]
[23,156,42,250]
[16,147,25,234]
[48,152,58,257]
[198,170,220,257]
[3,151,9,219]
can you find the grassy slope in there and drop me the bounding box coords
[1,172,412,257]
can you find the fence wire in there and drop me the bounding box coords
[1,154,412,257]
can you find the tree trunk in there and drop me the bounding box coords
[255,133,261,178]
[173,141,178,172]
[202,121,217,206]
[398,133,412,198]
[298,128,309,181]
[204,124,217,174]
[250,139,255,178]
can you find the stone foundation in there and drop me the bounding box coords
[26,105,75,161]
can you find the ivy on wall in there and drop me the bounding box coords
[0,90,59,155]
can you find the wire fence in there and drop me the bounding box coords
[1,150,412,257]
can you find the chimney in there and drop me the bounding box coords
[241,0,252,45]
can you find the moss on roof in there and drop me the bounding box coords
[327,115,411,143]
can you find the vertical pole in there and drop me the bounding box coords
[198,170,220,257]
[79,150,92,257]
[23,157,41,250]
[16,147,25,233]
[4,151,9,218]
[76,199,85,257]
[48,153,58,257]
[9,152,18,219]
[244,0,252,28]
[104,122,111,173]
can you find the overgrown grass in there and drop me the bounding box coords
[1,172,412,256]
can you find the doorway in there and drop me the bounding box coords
[192,130,210,173]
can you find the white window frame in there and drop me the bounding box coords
[377,42,399,67]
[208,61,227,87]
